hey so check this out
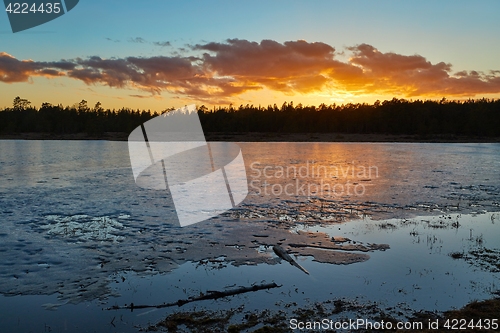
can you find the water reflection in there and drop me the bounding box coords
[0,141,499,332]
[240,142,500,212]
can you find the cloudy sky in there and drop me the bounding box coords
[1,0,500,110]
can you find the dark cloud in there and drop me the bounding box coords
[2,39,500,102]
[153,41,171,47]
[0,52,38,82]
[44,60,78,71]
[129,94,150,99]
[128,37,147,44]
[193,39,342,92]
[0,52,68,82]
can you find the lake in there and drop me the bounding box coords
[0,141,499,332]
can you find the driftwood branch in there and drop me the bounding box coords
[105,282,280,311]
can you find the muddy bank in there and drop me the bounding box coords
[1,193,497,304]
[0,207,389,303]
[143,297,500,332]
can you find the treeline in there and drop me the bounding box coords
[199,98,500,136]
[1,97,500,136]
[0,98,155,134]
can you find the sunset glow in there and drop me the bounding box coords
[2,0,500,110]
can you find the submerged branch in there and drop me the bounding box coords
[105,282,281,311]
[288,242,390,252]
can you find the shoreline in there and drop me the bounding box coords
[1,132,500,142]
[146,297,500,332]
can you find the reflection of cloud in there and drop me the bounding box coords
[2,39,500,102]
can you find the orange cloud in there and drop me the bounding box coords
[2,40,500,102]
[342,44,500,96]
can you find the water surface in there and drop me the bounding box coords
[0,141,499,332]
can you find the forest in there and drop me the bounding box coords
[1,97,499,137]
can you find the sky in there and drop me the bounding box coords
[1,0,500,111]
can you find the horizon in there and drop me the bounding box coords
[2,96,499,113]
